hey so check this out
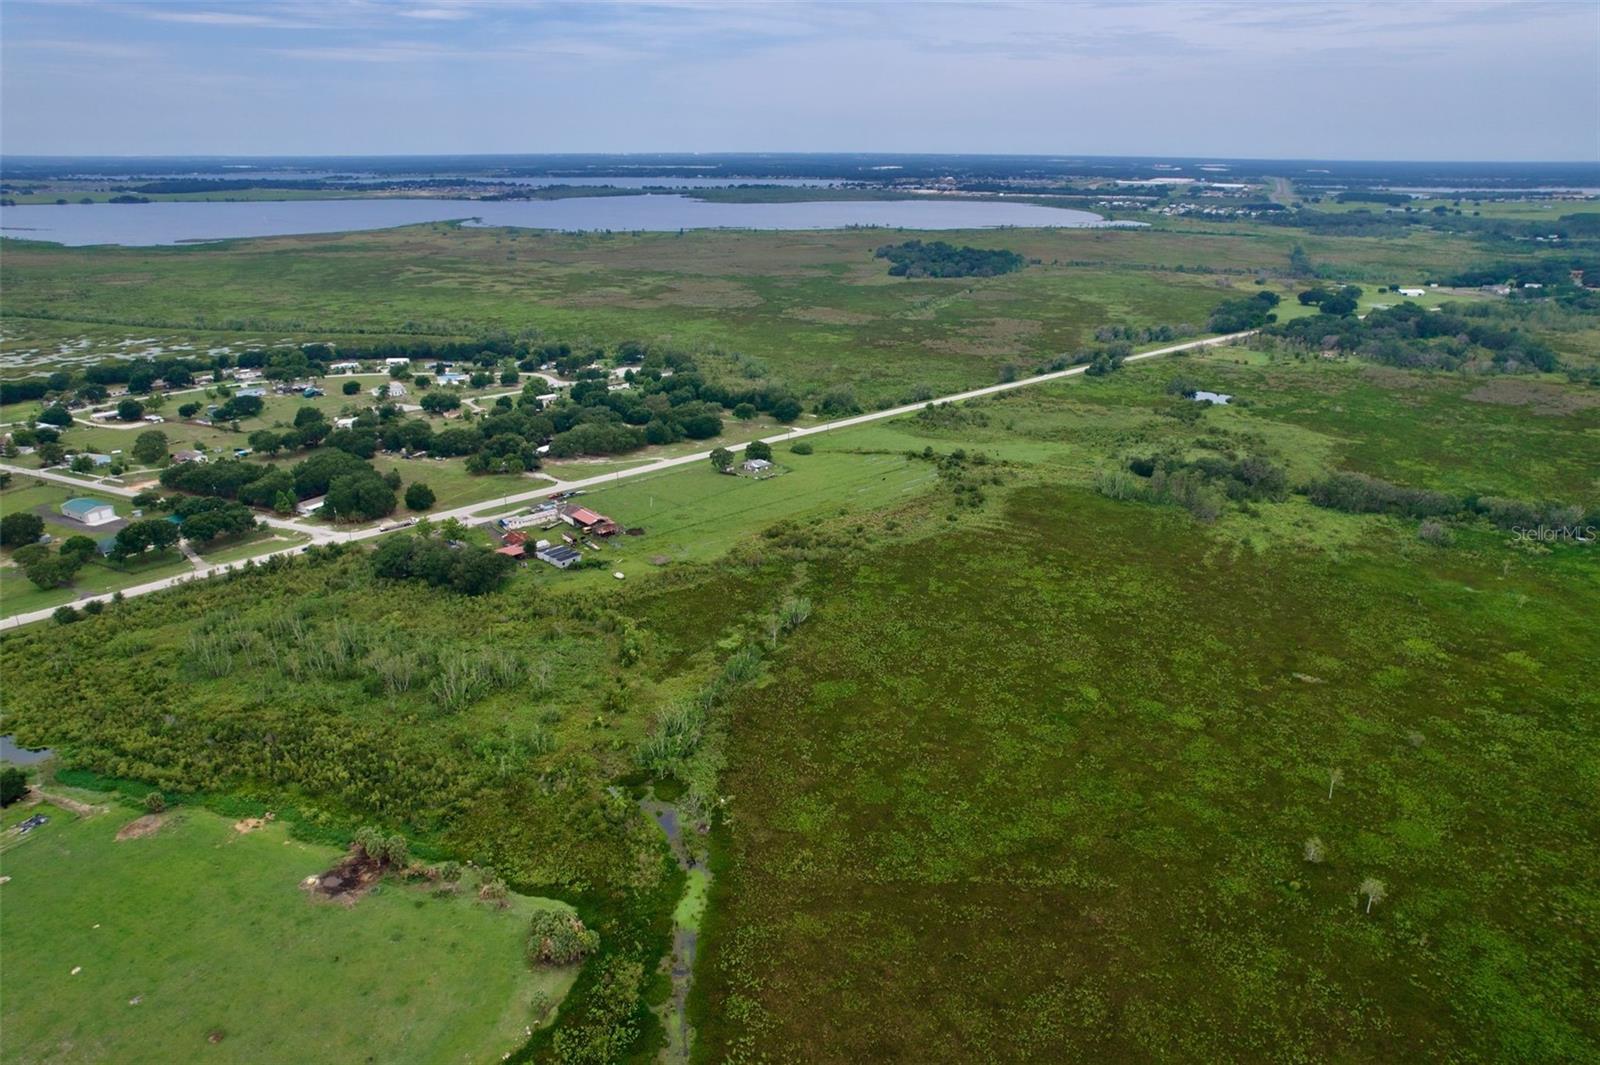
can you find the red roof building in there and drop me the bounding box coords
[495,544,526,559]
[564,506,620,536]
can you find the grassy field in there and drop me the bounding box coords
[0,220,1487,404]
[0,794,578,1064]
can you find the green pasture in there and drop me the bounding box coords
[0,797,576,1065]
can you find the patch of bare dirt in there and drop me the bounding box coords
[232,812,274,834]
[115,813,168,841]
[302,850,384,906]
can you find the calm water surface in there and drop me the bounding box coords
[0,194,1120,246]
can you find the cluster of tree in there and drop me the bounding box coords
[1206,291,1281,333]
[0,511,47,547]
[166,496,258,544]
[370,533,517,596]
[108,518,182,561]
[1334,191,1412,206]
[1439,256,1600,290]
[1131,452,1289,502]
[1296,284,1363,316]
[10,532,101,589]
[540,354,800,457]
[246,406,332,456]
[1265,301,1563,373]
[874,239,1026,278]
[1305,471,1593,530]
[1092,322,1198,344]
[159,447,398,522]
[1097,450,1289,523]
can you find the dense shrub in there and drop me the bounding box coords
[1207,291,1280,333]
[527,909,601,966]
[0,767,27,806]
[370,534,516,596]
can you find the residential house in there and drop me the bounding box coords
[295,495,327,516]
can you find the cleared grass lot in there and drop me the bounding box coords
[0,796,577,1065]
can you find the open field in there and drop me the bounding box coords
[0,794,577,1064]
[1,221,1491,404]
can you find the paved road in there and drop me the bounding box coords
[0,330,1252,629]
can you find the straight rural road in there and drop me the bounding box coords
[0,329,1253,629]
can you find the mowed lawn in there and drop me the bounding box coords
[529,443,937,577]
[0,799,577,1065]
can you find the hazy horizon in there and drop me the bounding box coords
[3,1,1596,162]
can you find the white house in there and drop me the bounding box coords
[1398,287,1426,297]
[743,458,773,473]
[295,495,327,516]
[373,382,407,398]
[384,357,411,369]
[329,361,362,373]
[333,416,358,429]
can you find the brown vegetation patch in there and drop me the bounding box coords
[927,317,1044,357]
[784,306,876,326]
[640,279,764,310]
[232,816,269,834]
[303,850,384,905]
[115,814,168,841]
[1463,378,1600,415]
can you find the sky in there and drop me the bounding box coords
[2,0,1597,161]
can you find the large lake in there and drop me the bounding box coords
[0,195,1116,247]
